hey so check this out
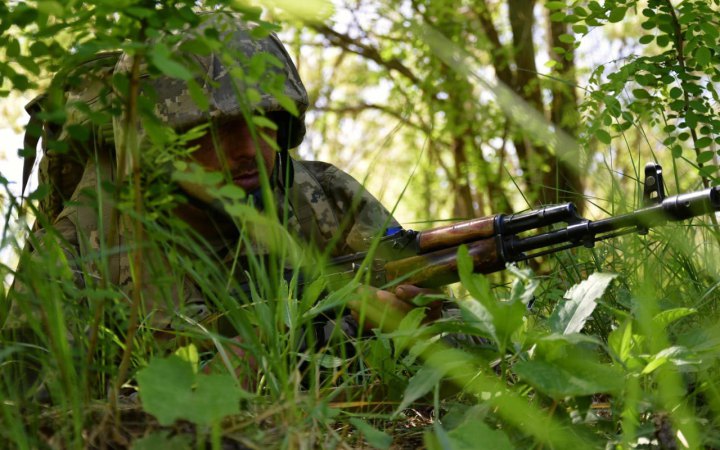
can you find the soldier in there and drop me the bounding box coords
[3,12,436,387]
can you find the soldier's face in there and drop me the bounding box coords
[189,118,277,192]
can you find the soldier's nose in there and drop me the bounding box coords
[225,122,258,159]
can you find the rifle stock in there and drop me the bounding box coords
[330,164,720,290]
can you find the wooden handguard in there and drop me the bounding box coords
[416,215,497,254]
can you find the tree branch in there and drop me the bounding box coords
[311,24,421,85]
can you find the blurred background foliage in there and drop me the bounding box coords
[285,0,720,225]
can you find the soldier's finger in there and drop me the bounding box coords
[394,284,440,302]
[349,285,413,331]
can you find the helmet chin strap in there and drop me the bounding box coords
[276,149,294,189]
[247,150,293,213]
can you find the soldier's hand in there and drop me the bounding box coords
[349,284,443,332]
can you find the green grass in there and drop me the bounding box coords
[2,165,719,449]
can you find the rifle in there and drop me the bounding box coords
[326,163,720,289]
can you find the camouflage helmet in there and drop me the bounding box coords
[115,12,308,151]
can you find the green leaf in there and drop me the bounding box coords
[546,1,565,10]
[393,307,427,356]
[174,344,199,373]
[187,79,209,111]
[595,129,612,144]
[698,151,715,164]
[699,165,718,178]
[137,356,195,426]
[272,91,300,117]
[426,423,452,450]
[458,251,525,347]
[126,6,155,19]
[189,373,243,425]
[604,96,622,117]
[701,22,719,40]
[398,366,444,412]
[550,11,566,21]
[6,38,20,58]
[608,7,627,23]
[252,115,279,130]
[697,137,713,148]
[639,35,654,45]
[36,1,64,16]
[456,245,493,303]
[695,47,711,67]
[150,43,193,81]
[653,308,696,329]
[514,359,623,398]
[549,273,618,335]
[172,162,224,186]
[632,88,651,99]
[642,346,689,374]
[558,34,575,44]
[216,184,247,200]
[349,419,393,450]
[459,296,496,338]
[137,355,242,426]
[447,420,513,450]
[28,183,50,201]
[608,320,634,363]
[507,265,539,306]
[669,87,683,99]
[656,34,671,47]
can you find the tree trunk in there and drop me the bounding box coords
[547,7,585,211]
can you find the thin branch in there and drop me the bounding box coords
[311,24,421,85]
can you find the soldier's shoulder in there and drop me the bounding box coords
[294,159,356,188]
[294,159,340,177]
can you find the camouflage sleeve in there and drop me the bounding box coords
[2,218,86,333]
[308,161,400,254]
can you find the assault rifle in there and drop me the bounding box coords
[326,163,720,289]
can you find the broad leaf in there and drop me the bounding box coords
[642,346,697,374]
[458,247,525,347]
[447,420,513,450]
[398,365,444,412]
[653,308,696,329]
[350,418,393,450]
[514,359,623,399]
[187,373,243,425]
[608,320,634,364]
[456,245,494,303]
[393,307,428,356]
[136,356,195,426]
[549,273,617,335]
[507,264,539,306]
[150,43,193,81]
[137,355,242,426]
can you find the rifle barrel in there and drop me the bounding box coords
[506,187,720,257]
